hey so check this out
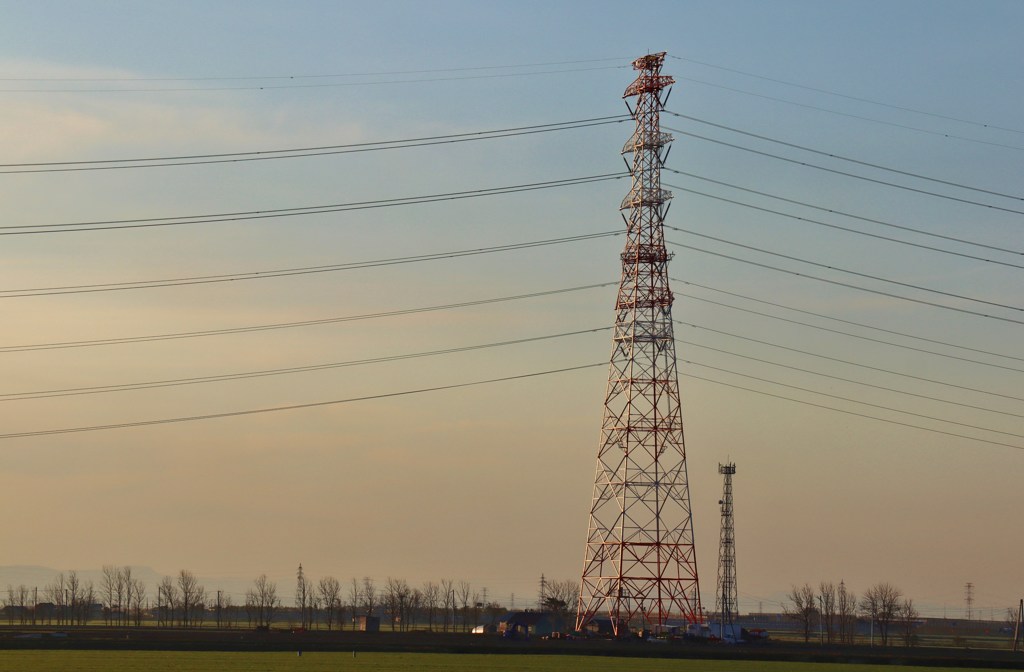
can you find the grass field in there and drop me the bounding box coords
[0,651,1006,672]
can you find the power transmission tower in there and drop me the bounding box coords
[1013,598,1022,653]
[965,582,974,621]
[716,462,738,638]
[577,52,702,637]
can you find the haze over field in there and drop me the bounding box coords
[1,1,1021,618]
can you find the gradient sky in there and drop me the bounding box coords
[1,1,1021,619]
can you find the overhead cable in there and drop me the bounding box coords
[0,281,616,353]
[0,363,606,440]
[0,64,627,94]
[664,127,1024,215]
[677,290,1024,374]
[674,278,1024,364]
[0,232,620,298]
[2,173,627,235]
[0,116,629,173]
[664,238,1024,326]
[0,56,629,83]
[665,227,1022,314]
[665,169,1022,258]
[673,320,1024,404]
[668,77,1024,153]
[684,360,1024,440]
[681,340,1024,419]
[667,54,1024,136]
[0,327,609,401]
[685,372,1024,452]
[666,111,1023,202]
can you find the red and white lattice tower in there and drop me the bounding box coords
[576,52,702,636]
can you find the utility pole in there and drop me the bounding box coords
[217,590,222,628]
[1013,598,1022,653]
[577,51,701,638]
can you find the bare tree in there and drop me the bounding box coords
[785,584,817,643]
[541,579,579,627]
[860,582,902,646]
[4,586,15,625]
[222,593,236,628]
[101,566,118,625]
[897,599,919,647]
[251,574,279,628]
[837,580,857,644]
[361,576,377,619]
[819,581,836,644]
[79,579,96,625]
[117,567,133,626]
[440,579,455,632]
[384,577,402,631]
[423,582,440,631]
[44,574,66,626]
[66,571,81,625]
[318,576,341,630]
[177,570,203,627]
[347,578,362,630]
[457,580,472,632]
[408,588,423,632]
[158,576,178,627]
[130,578,146,627]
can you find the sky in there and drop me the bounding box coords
[0,0,1022,620]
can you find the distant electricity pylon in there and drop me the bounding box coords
[576,52,702,637]
[716,462,738,636]
[965,582,974,621]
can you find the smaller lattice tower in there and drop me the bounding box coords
[716,462,738,637]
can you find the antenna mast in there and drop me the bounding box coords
[716,462,738,638]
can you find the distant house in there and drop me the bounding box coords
[357,615,380,632]
[498,611,567,638]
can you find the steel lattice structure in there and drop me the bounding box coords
[576,52,701,636]
[715,462,738,636]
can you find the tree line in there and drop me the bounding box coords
[786,581,919,647]
[5,565,578,632]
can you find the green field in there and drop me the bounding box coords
[0,651,1004,672]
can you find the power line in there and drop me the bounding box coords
[681,340,1024,420]
[665,169,1022,258]
[677,290,1024,374]
[667,226,1022,313]
[0,116,629,173]
[674,279,1024,364]
[0,56,629,83]
[0,231,621,298]
[0,327,609,401]
[665,238,1024,326]
[684,372,1024,452]
[669,76,1024,153]
[0,281,615,353]
[664,127,1024,216]
[667,54,1024,136]
[0,363,605,440]
[2,173,627,235]
[674,320,1024,404]
[668,112,1024,203]
[684,359,1024,441]
[0,64,628,94]
[667,178,1024,270]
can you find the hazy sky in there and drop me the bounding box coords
[1,0,1021,619]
